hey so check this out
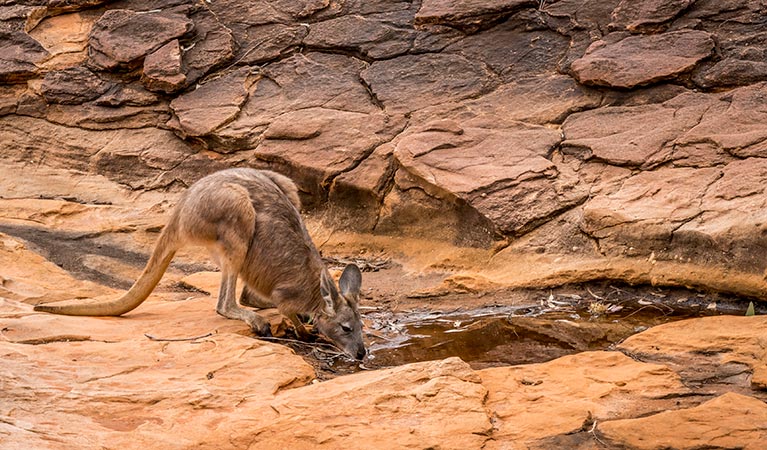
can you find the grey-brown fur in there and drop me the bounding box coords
[34,168,366,359]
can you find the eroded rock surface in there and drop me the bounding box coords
[1,0,766,294]
[2,0,767,445]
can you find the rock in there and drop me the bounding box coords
[0,84,26,115]
[328,143,397,231]
[564,84,767,168]
[180,6,236,85]
[361,53,495,113]
[562,92,712,168]
[618,315,767,390]
[204,0,306,65]
[0,30,49,83]
[168,67,255,139]
[0,233,114,304]
[87,9,194,70]
[94,82,160,107]
[674,83,767,159]
[208,53,379,151]
[392,119,585,237]
[581,167,722,257]
[672,158,767,274]
[415,0,535,31]
[609,0,695,32]
[0,309,316,449]
[479,351,689,447]
[41,66,112,104]
[305,13,414,59]
[598,392,767,449]
[543,0,621,33]
[444,15,569,82]
[88,127,196,189]
[414,74,603,126]
[216,357,491,449]
[141,39,186,93]
[571,30,715,88]
[27,10,98,70]
[696,58,767,88]
[251,108,404,203]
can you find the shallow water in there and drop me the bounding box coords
[292,286,760,378]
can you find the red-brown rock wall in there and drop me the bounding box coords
[2,0,767,281]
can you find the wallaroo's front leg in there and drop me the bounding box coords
[239,286,274,309]
[216,269,271,336]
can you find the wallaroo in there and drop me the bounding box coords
[34,168,367,360]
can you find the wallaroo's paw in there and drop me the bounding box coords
[252,323,272,338]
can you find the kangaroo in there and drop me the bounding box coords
[34,168,366,360]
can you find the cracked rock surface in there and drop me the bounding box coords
[2,0,767,447]
[2,0,767,293]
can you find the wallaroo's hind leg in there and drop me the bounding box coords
[216,269,271,336]
[203,182,270,336]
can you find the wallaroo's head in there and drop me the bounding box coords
[315,264,366,360]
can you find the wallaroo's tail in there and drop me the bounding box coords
[34,223,180,317]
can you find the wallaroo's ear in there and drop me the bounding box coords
[320,270,336,316]
[339,264,362,301]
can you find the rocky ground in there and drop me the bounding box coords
[2,0,767,448]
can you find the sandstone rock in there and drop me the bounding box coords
[0,30,49,83]
[581,167,722,256]
[181,6,236,85]
[675,83,767,159]
[414,74,603,126]
[168,67,254,139]
[543,0,621,33]
[562,97,700,168]
[696,58,767,88]
[0,84,26,115]
[0,233,114,304]
[205,0,306,64]
[213,357,491,449]
[361,53,495,113]
[564,84,767,168]
[41,66,112,104]
[45,101,171,130]
[209,53,378,150]
[0,318,316,449]
[87,9,194,70]
[392,119,585,237]
[328,143,397,230]
[415,0,535,31]
[27,10,98,70]
[480,351,689,447]
[619,315,767,390]
[88,127,196,189]
[228,23,307,65]
[571,30,715,88]
[445,15,569,82]
[94,82,160,107]
[305,13,414,59]
[598,392,767,449]
[672,158,767,274]
[251,108,404,203]
[141,39,186,93]
[609,0,694,32]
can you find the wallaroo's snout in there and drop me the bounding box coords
[316,264,366,360]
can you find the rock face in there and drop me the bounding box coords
[3,1,767,446]
[2,210,766,449]
[2,0,766,300]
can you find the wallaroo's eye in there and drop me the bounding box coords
[341,324,353,333]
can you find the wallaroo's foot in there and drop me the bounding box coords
[250,320,272,337]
